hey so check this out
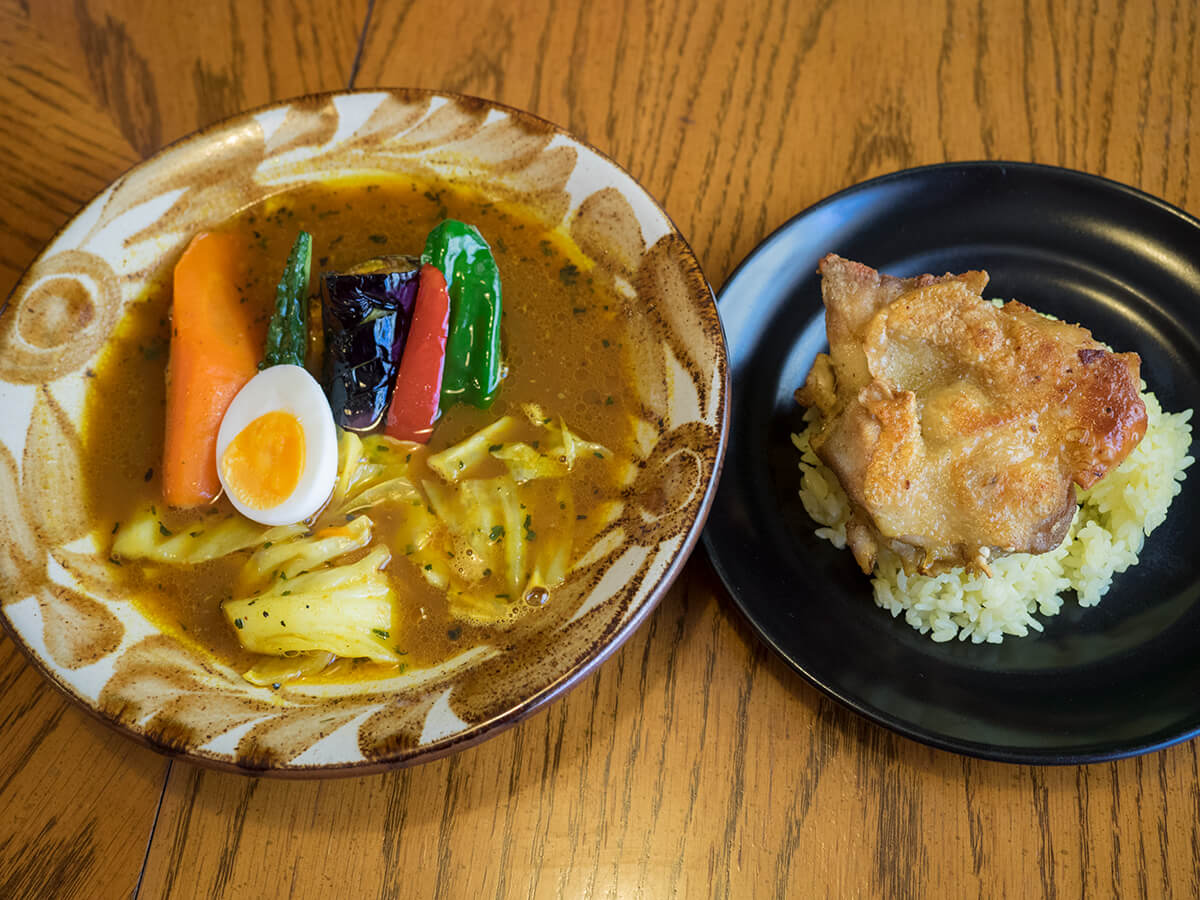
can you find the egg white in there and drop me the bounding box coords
[215,364,338,526]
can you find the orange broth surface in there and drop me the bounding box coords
[81,175,638,682]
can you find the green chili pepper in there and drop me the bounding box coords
[421,220,503,409]
[262,231,312,369]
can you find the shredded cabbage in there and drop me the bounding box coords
[112,509,304,564]
[114,407,611,675]
[242,651,335,687]
[317,431,421,527]
[427,416,516,482]
[237,515,373,594]
[412,413,613,624]
[222,545,399,661]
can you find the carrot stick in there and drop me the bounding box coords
[163,232,260,508]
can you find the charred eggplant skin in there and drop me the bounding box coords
[321,257,420,432]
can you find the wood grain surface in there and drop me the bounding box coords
[2,0,1198,897]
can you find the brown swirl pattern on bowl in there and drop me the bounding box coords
[0,89,728,774]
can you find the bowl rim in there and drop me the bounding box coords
[0,86,731,776]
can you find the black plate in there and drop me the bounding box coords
[703,162,1200,764]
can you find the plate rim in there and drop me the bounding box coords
[703,160,1200,765]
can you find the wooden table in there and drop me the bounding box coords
[2,0,1197,896]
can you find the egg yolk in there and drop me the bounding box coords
[220,411,306,510]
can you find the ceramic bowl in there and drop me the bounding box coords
[0,89,728,775]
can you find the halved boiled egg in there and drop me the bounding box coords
[215,364,337,525]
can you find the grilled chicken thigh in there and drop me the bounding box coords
[797,254,1147,575]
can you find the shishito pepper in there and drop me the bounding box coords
[262,231,312,369]
[421,220,503,409]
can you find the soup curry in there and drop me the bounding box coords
[82,176,638,686]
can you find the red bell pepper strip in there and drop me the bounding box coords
[385,265,450,443]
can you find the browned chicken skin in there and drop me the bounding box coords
[797,255,1147,576]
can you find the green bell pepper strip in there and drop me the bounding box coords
[421,220,503,409]
[262,231,312,369]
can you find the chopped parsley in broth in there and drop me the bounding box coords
[81,175,638,686]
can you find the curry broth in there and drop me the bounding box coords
[82,175,637,680]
